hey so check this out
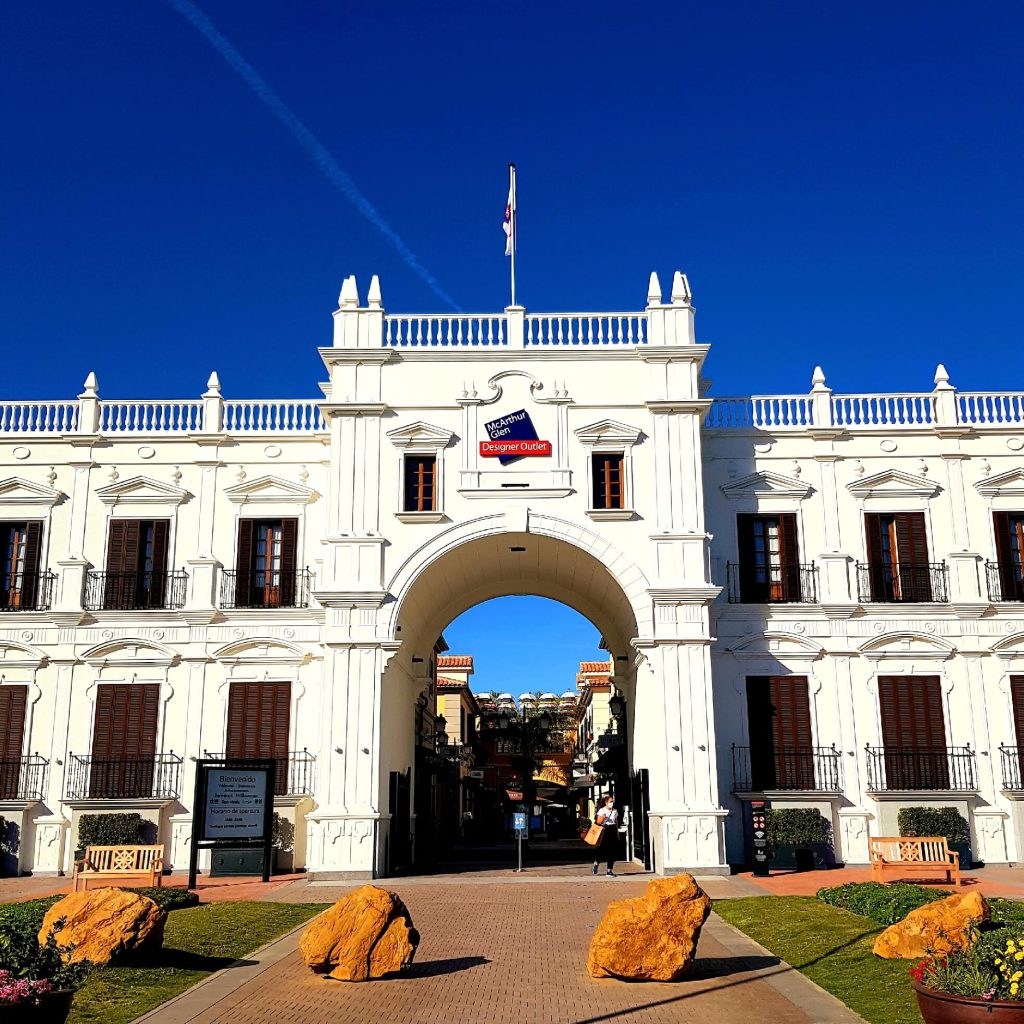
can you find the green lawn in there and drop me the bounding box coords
[715,896,922,1024]
[67,901,326,1024]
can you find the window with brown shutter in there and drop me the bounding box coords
[864,512,932,601]
[592,454,625,510]
[877,676,948,789]
[0,685,28,800]
[746,676,814,788]
[104,519,170,609]
[234,519,298,607]
[994,512,1024,601]
[737,514,801,602]
[1011,676,1024,786]
[226,682,291,794]
[89,683,160,798]
[1,522,42,611]
[403,456,437,512]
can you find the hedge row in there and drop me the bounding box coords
[0,887,199,932]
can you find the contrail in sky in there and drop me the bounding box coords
[163,0,461,311]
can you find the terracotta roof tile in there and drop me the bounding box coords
[437,655,474,669]
[578,660,610,674]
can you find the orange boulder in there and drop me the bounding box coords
[587,873,712,981]
[39,887,165,965]
[872,891,989,960]
[299,885,419,981]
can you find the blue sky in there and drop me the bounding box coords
[2,1,1022,403]
[443,597,605,698]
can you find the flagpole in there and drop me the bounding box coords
[509,162,517,307]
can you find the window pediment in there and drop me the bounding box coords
[847,469,940,500]
[574,419,643,448]
[95,475,189,507]
[0,476,64,507]
[223,475,315,505]
[720,470,812,501]
[386,421,454,451]
[975,468,1024,499]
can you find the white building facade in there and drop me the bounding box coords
[2,270,1024,877]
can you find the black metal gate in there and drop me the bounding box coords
[388,769,412,875]
[629,768,652,870]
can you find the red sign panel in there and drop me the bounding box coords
[479,440,552,458]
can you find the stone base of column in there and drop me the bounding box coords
[837,807,875,864]
[305,810,389,879]
[649,808,730,874]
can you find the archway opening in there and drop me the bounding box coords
[380,530,650,876]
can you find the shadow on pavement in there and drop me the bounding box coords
[687,954,781,979]
[402,956,491,978]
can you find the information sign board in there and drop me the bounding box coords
[512,811,528,834]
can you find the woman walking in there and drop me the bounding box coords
[591,794,623,876]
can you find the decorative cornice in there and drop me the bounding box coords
[95,475,189,507]
[720,470,813,501]
[847,468,941,500]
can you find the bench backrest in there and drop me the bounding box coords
[869,836,950,862]
[83,845,164,873]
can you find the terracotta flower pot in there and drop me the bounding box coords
[3,989,75,1024]
[914,980,1024,1023]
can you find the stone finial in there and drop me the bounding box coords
[934,363,952,389]
[671,272,692,305]
[79,372,99,398]
[367,275,382,309]
[338,275,359,309]
[812,366,827,388]
[647,272,662,305]
[204,371,221,396]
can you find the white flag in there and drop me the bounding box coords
[503,170,515,257]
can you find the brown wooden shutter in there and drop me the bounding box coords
[150,520,169,577]
[878,675,947,789]
[736,514,758,601]
[226,682,291,793]
[865,513,884,562]
[106,519,142,573]
[993,512,1020,600]
[745,676,812,788]
[90,683,160,798]
[235,519,255,606]
[279,518,298,605]
[1011,676,1024,748]
[894,512,931,600]
[0,685,28,800]
[20,522,42,609]
[777,514,800,601]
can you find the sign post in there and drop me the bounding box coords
[512,809,528,873]
[188,758,276,889]
[750,799,770,877]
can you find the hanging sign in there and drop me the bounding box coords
[482,409,551,464]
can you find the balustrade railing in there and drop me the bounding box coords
[524,313,647,346]
[958,392,1024,425]
[857,562,948,603]
[220,568,314,609]
[202,750,316,796]
[65,753,183,800]
[987,562,1024,603]
[865,745,976,792]
[0,571,57,612]
[223,399,326,432]
[85,570,188,611]
[726,562,818,603]
[1000,746,1024,791]
[832,393,936,427]
[0,755,48,801]
[0,401,78,433]
[731,745,841,792]
[704,396,814,429]
[384,315,507,347]
[100,400,203,433]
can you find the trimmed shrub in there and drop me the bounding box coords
[897,806,969,847]
[0,896,61,933]
[817,881,950,924]
[77,813,148,849]
[766,808,831,847]
[129,887,199,912]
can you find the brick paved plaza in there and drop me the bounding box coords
[130,870,863,1024]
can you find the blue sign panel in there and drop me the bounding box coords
[484,409,540,465]
[512,812,528,834]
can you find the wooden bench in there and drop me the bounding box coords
[72,845,165,892]
[869,836,960,888]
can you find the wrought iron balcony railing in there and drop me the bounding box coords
[0,755,49,801]
[987,562,1024,603]
[85,570,188,611]
[856,562,949,603]
[0,571,57,612]
[865,745,976,792]
[202,750,316,797]
[65,753,183,800]
[1000,746,1024,790]
[731,745,841,792]
[726,563,818,603]
[220,569,314,609]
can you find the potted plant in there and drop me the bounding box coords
[0,918,91,1024]
[272,812,294,873]
[766,808,835,871]
[911,932,1024,1022]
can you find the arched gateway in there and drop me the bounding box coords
[302,271,727,877]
